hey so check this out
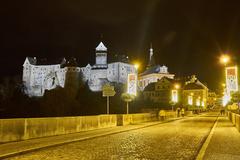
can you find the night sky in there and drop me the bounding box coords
[1,0,240,90]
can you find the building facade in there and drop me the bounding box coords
[182,76,208,109]
[22,57,80,97]
[81,42,137,92]
[142,77,183,109]
[138,46,174,91]
[23,42,137,96]
[207,91,217,107]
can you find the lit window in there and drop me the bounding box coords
[188,95,193,105]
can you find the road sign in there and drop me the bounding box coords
[102,84,116,114]
[102,84,116,97]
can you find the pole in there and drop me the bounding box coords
[127,102,129,114]
[107,96,109,114]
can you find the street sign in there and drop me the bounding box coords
[102,84,116,114]
[102,84,116,97]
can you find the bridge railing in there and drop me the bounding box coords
[0,110,192,143]
[227,111,240,132]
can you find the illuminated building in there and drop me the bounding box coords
[81,42,137,91]
[22,57,80,97]
[143,77,182,106]
[138,46,175,91]
[182,75,208,109]
[23,42,136,96]
[207,91,217,107]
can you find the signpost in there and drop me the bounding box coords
[102,84,116,114]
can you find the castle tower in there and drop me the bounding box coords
[94,42,108,69]
[64,57,81,97]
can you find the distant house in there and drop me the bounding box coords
[143,77,183,108]
[138,46,174,91]
[207,91,217,107]
[182,75,208,109]
[142,75,209,110]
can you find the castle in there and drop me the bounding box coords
[23,42,137,97]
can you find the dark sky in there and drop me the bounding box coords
[1,0,240,90]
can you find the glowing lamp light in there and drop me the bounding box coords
[220,54,230,66]
[134,63,139,70]
[174,84,180,89]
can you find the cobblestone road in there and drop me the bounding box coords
[5,114,218,160]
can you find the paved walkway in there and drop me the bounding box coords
[0,118,182,159]
[203,116,240,160]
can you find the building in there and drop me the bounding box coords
[138,46,174,91]
[143,77,182,107]
[23,42,137,96]
[207,91,217,107]
[142,75,209,110]
[182,75,208,109]
[81,42,137,92]
[22,57,80,97]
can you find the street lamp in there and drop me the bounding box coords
[134,63,139,70]
[174,84,180,90]
[220,54,230,66]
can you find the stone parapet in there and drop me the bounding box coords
[0,115,117,143]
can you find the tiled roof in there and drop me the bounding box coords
[140,65,162,76]
[26,57,37,65]
[96,42,107,51]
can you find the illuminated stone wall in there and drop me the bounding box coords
[23,57,80,97]
[0,115,117,143]
[0,113,157,143]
